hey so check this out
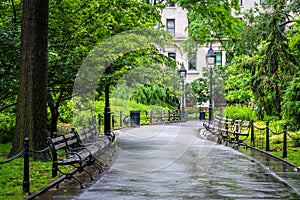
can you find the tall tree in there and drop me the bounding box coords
[234,1,298,119]
[178,0,241,45]
[47,0,161,133]
[10,0,49,158]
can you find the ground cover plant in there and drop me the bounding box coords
[0,140,73,199]
[223,105,300,166]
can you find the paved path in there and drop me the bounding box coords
[74,121,300,200]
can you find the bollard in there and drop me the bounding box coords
[23,138,30,194]
[283,124,287,158]
[250,120,255,147]
[266,121,270,151]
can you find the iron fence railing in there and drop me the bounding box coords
[204,117,300,159]
[0,138,50,194]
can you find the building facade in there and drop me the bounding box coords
[160,0,266,83]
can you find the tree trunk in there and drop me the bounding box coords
[50,104,59,134]
[10,0,49,159]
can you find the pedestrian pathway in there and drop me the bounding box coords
[36,121,300,199]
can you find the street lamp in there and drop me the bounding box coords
[206,46,216,122]
[104,84,111,137]
[179,65,187,122]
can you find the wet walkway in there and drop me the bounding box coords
[74,121,299,200]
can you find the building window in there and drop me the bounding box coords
[188,53,196,70]
[240,0,242,6]
[167,0,175,7]
[216,52,222,66]
[166,19,175,36]
[168,52,176,60]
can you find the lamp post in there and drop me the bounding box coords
[206,46,216,122]
[104,84,111,136]
[179,65,187,122]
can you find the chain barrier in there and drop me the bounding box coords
[0,148,25,164]
[0,138,53,194]
[248,121,300,158]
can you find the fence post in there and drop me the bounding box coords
[283,124,287,158]
[266,121,270,151]
[225,117,229,134]
[250,120,255,147]
[235,118,239,142]
[98,114,101,133]
[23,138,30,194]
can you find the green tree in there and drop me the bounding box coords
[190,77,209,106]
[178,0,241,45]
[0,0,21,112]
[47,0,161,132]
[282,72,300,127]
[224,60,252,104]
[10,0,49,157]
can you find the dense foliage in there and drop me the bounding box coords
[190,77,209,107]
[221,1,300,122]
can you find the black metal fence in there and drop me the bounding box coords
[0,138,50,194]
[97,110,181,130]
[250,121,300,158]
[204,117,300,159]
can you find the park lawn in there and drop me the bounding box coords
[0,142,71,200]
[270,148,300,167]
[243,121,300,167]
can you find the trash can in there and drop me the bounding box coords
[130,110,140,127]
[199,111,206,120]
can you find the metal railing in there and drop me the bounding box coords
[0,138,50,194]
[250,121,300,158]
[204,117,300,159]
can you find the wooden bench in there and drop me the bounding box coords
[47,130,110,189]
[203,116,250,146]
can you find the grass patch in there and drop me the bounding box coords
[0,143,71,200]
[240,120,300,166]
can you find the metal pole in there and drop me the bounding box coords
[104,84,111,136]
[283,124,287,158]
[266,121,270,151]
[181,78,185,122]
[250,120,255,147]
[209,67,213,122]
[23,138,30,194]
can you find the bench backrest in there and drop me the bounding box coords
[76,125,98,144]
[47,132,80,160]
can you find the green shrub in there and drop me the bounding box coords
[223,105,257,121]
[0,112,15,143]
[293,138,300,147]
